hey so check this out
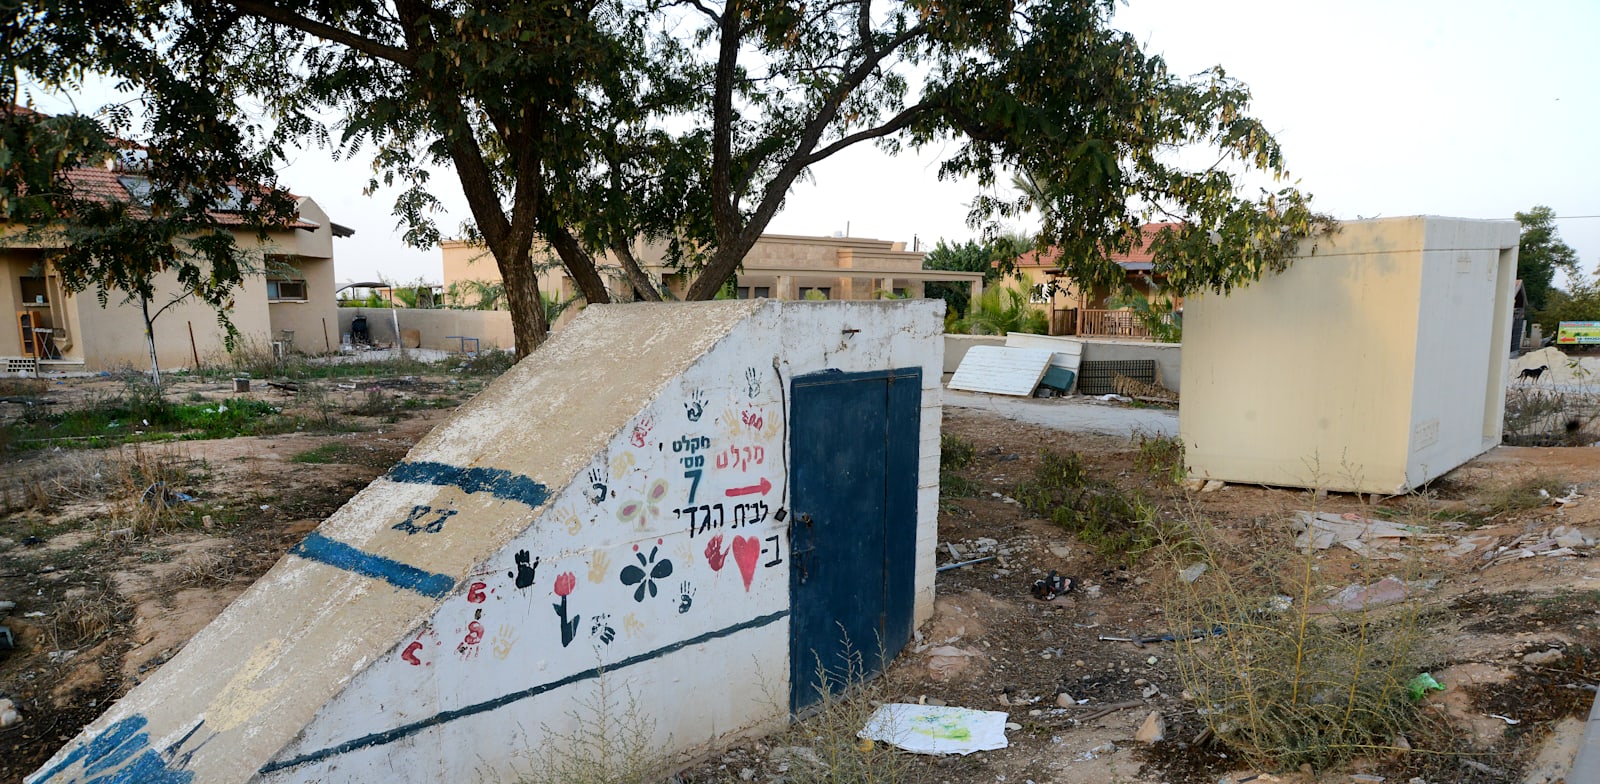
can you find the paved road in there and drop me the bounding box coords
[943,388,1178,438]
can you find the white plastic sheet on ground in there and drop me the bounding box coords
[858,703,1010,755]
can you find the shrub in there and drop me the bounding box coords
[1015,449,1180,563]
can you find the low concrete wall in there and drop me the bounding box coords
[1080,338,1182,392]
[943,334,1181,392]
[338,308,516,352]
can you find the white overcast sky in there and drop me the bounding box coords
[30,0,1600,286]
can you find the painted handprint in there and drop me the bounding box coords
[586,468,608,504]
[492,625,518,660]
[684,389,707,422]
[610,451,636,479]
[678,582,696,614]
[590,613,615,645]
[587,550,610,583]
[508,550,540,589]
[623,612,644,636]
[704,534,729,571]
[745,367,762,399]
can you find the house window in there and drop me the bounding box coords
[267,279,308,302]
[799,286,831,300]
[736,286,771,299]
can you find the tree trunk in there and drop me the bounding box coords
[612,240,662,302]
[495,243,549,359]
[546,226,612,306]
[139,293,163,391]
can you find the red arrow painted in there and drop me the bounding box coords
[725,477,773,497]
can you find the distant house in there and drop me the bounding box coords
[1012,222,1181,338]
[2,131,352,372]
[440,233,985,309]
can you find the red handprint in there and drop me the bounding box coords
[705,534,729,572]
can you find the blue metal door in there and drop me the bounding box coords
[789,368,921,713]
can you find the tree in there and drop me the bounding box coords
[1538,264,1600,334]
[922,235,1029,318]
[0,99,296,390]
[11,0,1327,358]
[955,284,1047,336]
[1515,205,1579,313]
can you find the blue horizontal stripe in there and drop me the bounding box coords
[386,461,550,509]
[290,533,455,598]
[259,609,790,774]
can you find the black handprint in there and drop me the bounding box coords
[586,469,607,505]
[678,582,696,614]
[508,549,540,589]
[684,390,707,422]
[590,613,616,645]
[745,368,761,399]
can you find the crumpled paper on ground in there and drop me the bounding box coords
[858,703,1010,755]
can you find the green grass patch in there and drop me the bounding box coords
[6,396,291,449]
[291,442,366,464]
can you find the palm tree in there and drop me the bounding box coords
[961,284,1048,336]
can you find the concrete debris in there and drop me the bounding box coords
[1201,480,1226,493]
[1484,526,1596,567]
[1312,576,1412,614]
[1135,711,1166,743]
[0,697,20,728]
[1056,692,1075,708]
[926,645,982,680]
[0,600,14,613]
[1178,562,1209,583]
[1183,478,1205,491]
[1292,511,1439,558]
[1522,647,1565,666]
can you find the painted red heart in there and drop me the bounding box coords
[731,535,760,591]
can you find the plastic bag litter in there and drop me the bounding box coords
[858,703,1010,755]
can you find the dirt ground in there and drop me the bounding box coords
[4,377,1600,784]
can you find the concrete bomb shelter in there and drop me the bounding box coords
[28,300,945,784]
[1180,216,1521,494]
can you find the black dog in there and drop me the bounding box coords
[1518,364,1551,382]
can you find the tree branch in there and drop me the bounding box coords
[225,0,417,67]
[802,100,934,165]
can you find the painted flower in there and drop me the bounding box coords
[553,572,577,597]
[620,539,674,602]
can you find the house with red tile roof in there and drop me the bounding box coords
[2,114,352,372]
[1011,222,1181,338]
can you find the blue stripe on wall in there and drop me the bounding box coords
[290,533,455,598]
[259,609,791,775]
[386,461,551,509]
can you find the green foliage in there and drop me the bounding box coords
[957,284,1047,336]
[1516,205,1580,313]
[1133,433,1186,485]
[938,433,980,500]
[11,0,1327,355]
[5,391,284,449]
[1162,512,1429,772]
[1536,267,1600,333]
[1014,449,1175,563]
[1105,293,1183,343]
[922,235,1031,318]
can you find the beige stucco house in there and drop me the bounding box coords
[1012,222,1181,337]
[440,233,985,307]
[3,166,350,373]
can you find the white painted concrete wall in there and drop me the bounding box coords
[1179,217,1519,494]
[29,300,943,784]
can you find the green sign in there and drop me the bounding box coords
[1557,321,1600,345]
